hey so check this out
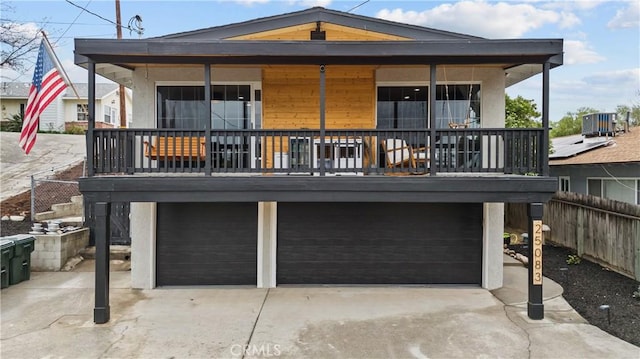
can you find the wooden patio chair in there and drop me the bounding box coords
[382,139,429,172]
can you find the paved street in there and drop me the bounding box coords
[0,132,85,201]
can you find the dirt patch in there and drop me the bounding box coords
[510,243,640,347]
[0,163,84,219]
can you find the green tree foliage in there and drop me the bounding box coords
[505,95,541,128]
[615,104,640,127]
[550,107,599,138]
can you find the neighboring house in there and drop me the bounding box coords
[0,82,131,131]
[62,83,132,130]
[550,128,640,205]
[74,7,563,323]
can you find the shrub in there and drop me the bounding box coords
[0,113,24,132]
[65,126,85,135]
[566,254,581,265]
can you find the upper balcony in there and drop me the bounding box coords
[88,127,545,177]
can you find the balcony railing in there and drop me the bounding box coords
[88,128,545,176]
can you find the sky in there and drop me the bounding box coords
[2,0,639,122]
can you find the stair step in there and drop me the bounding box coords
[80,245,131,261]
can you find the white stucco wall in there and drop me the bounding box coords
[130,202,157,289]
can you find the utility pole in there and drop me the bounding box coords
[115,0,127,128]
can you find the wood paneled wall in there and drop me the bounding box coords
[262,65,375,129]
[261,65,375,166]
[229,23,409,41]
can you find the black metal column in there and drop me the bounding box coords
[429,64,437,176]
[541,61,550,176]
[204,64,212,176]
[94,202,111,324]
[319,64,326,176]
[86,61,95,176]
[527,202,544,319]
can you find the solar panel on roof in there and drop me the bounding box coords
[549,140,611,159]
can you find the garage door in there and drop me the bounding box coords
[156,203,257,286]
[278,203,482,285]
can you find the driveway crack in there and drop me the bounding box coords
[502,305,532,359]
[242,289,270,359]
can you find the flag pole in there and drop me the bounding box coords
[41,31,80,99]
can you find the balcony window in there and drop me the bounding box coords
[377,86,428,129]
[435,84,481,129]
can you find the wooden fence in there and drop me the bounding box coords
[506,192,640,281]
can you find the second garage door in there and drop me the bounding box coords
[277,202,482,285]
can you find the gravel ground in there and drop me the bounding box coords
[510,243,640,347]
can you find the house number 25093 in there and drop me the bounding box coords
[532,220,543,285]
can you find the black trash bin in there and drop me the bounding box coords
[8,235,36,285]
[0,239,15,289]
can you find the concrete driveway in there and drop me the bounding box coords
[1,267,638,358]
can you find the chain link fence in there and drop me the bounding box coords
[30,160,85,221]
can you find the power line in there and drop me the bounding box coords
[347,0,370,13]
[0,19,112,26]
[56,0,93,44]
[64,0,143,36]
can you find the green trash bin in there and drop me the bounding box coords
[7,235,36,285]
[0,239,15,289]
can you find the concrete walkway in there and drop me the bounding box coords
[0,132,85,201]
[1,262,638,358]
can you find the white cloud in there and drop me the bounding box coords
[300,0,332,6]
[563,40,606,65]
[1,21,41,39]
[608,1,640,29]
[542,0,606,12]
[375,1,578,38]
[583,68,640,86]
[558,11,581,28]
[232,0,270,6]
[286,0,332,7]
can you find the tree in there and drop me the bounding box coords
[550,107,599,138]
[0,3,42,77]
[615,104,640,127]
[505,95,541,128]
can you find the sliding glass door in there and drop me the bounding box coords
[156,83,261,169]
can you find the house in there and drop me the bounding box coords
[550,128,640,205]
[0,82,132,131]
[73,7,563,323]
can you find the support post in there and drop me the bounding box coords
[204,64,212,176]
[527,202,544,319]
[87,61,96,176]
[94,202,111,324]
[429,64,437,176]
[319,64,326,176]
[541,61,550,176]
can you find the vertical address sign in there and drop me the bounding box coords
[532,220,543,285]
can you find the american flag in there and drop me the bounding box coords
[19,40,67,154]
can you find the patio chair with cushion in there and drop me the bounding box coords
[382,139,429,171]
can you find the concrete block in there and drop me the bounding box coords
[34,211,56,221]
[71,195,83,204]
[31,228,89,271]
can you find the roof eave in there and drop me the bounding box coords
[74,38,564,65]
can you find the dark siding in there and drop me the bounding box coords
[156,203,257,285]
[277,203,482,284]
